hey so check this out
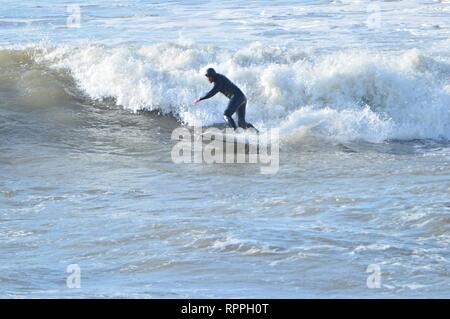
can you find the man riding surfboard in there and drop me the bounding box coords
[194,68,257,131]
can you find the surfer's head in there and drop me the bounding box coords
[205,68,216,83]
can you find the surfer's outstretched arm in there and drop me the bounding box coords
[200,83,220,101]
[194,83,219,104]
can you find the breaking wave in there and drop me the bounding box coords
[2,42,450,142]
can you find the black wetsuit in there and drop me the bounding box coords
[199,73,256,130]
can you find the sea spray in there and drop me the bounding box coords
[7,42,450,142]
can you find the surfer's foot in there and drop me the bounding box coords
[245,123,259,133]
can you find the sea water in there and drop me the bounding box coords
[0,0,449,298]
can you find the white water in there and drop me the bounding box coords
[33,43,450,142]
[1,0,450,298]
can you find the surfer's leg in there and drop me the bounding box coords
[224,96,239,129]
[237,98,247,129]
[236,98,257,131]
[223,114,237,129]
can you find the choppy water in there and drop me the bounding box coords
[1,0,450,298]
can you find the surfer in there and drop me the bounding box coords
[193,68,257,131]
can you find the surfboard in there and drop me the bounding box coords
[200,127,260,145]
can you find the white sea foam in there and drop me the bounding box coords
[34,42,450,142]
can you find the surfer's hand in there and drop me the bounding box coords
[193,98,200,105]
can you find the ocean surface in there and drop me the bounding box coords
[1,0,449,298]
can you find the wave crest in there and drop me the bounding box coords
[5,42,450,141]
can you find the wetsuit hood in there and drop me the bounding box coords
[205,68,217,79]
